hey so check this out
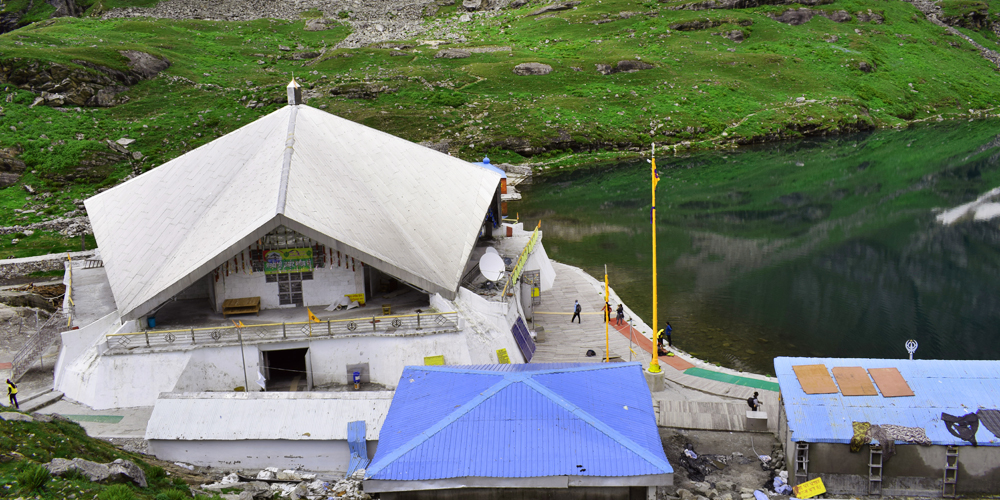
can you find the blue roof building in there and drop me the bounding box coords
[775,357,1000,497]
[364,363,672,497]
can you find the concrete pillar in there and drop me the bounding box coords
[644,368,664,393]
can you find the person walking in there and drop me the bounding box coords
[747,392,761,412]
[6,379,18,410]
[571,300,582,323]
[615,304,624,326]
[664,322,673,347]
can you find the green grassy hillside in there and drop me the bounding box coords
[0,412,218,499]
[0,0,999,231]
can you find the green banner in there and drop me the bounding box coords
[264,248,313,274]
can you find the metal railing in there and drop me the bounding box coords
[12,311,66,381]
[104,311,460,353]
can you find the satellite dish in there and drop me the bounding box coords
[485,247,499,256]
[479,253,506,282]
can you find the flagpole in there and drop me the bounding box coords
[604,264,610,363]
[237,325,250,390]
[650,143,662,373]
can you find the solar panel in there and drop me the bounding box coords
[869,367,915,397]
[792,364,839,394]
[510,317,536,362]
[831,366,878,396]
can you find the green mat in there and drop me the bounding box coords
[684,367,781,392]
[63,415,124,424]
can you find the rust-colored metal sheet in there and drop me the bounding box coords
[792,364,839,394]
[831,366,878,396]
[869,367,915,397]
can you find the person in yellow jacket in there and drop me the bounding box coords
[6,379,17,409]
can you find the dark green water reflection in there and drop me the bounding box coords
[513,120,1000,374]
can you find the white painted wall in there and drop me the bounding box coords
[454,288,527,365]
[148,439,377,473]
[59,330,475,409]
[213,248,358,311]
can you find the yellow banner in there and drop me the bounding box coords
[792,478,826,499]
[496,348,511,364]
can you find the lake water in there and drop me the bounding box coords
[513,119,1000,375]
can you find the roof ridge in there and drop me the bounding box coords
[276,104,298,214]
[365,376,514,479]
[521,377,673,474]
[413,364,643,376]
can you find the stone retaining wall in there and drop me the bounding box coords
[0,250,96,280]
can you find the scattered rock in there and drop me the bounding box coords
[513,62,552,75]
[436,48,472,59]
[419,139,451,153]
[291,52,321,60]
[330,82,398,99]
[278,45,291,51]
[770,8,851,25]
[858,61,874,72]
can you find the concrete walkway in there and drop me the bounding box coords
[532,262,782,427]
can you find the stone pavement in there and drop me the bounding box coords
[531,262,783,429]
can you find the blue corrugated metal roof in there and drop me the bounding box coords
[775,357,1000,447]
[367,363,671,481]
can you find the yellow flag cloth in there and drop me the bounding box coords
[307,308,320,323]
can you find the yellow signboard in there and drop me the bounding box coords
[345,293,366,305]
[792,478,826,499]
[424,355,445,366]
[496,348,511,364]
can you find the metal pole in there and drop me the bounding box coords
[237,326,249,391]
[282,322,286,339]
[190,328,195,344]
[649,143,662,373]
[372,315,376,333]
[144,331,149,347]
[327,320,331,336]
[417,312,421,330]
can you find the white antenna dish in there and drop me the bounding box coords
[485,247,500,256]
[479,253,506,282]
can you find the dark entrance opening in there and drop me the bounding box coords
[262,348,308,391]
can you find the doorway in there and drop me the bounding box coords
[262,348,309,391]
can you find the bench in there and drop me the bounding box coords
[223,297,261,317]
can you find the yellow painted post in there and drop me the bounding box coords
[649,144,662,373]
[604,265,609,363]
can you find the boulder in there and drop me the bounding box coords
[528,1,580,16]
[615,60,653,72]
[462,0,485,10]
[44,458,112,482]
[858,61,874,73]
[119,51,171,80]
[726,30,745,42]
[0,412,33,422]
[716,481,736,492]
[289,483,310,500]
[277,470,301,481]
[596,60,653,75]
[291,52,320,60]
[691,482,712,495]
[436,48,472,59]
[510,0,529,6]
[513,62,553,75]
[678,489,695,500]
[304,18,329,31]
[107,459,147,487]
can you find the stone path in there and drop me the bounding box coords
[531,262,782,427]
